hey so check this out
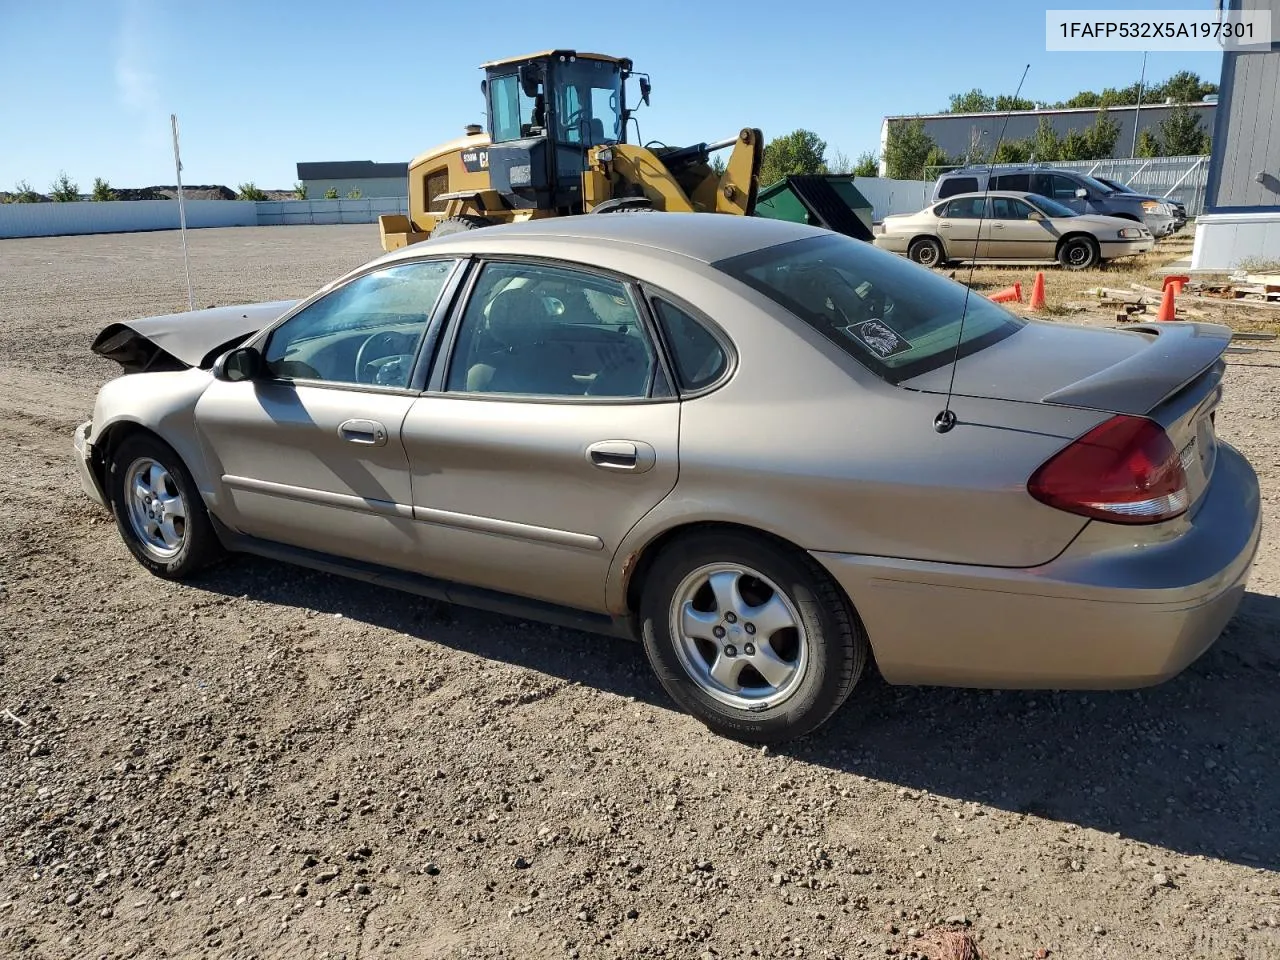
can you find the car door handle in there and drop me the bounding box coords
[586,439,658,474]
[938,222,951,229]
[992,223,1005,229]
[338,419,388,446]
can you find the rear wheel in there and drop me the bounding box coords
[431,215,494,238]
[107,433,222,580]
[640,531,867,743]
[908,236,945,268]
[1057,235,1099,270]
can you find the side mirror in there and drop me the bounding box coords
[518,62,543,98]
[214,345,263,382]
[639,76,652,106]
[1074,187,1088,199]
[1027,210,1045,221]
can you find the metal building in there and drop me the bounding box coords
[295,161,408,199]
[880,102,1216,170]
[1193,0,1280,269]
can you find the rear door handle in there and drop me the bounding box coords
[938,222,951,229]
[339,419,388,446]
[586,440,655,474]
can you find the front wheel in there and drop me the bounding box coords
[107,433,223,579]
[1058,235,1099,270]
[640,532,867,743]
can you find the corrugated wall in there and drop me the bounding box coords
[255,198,408,225]
[0,200,258,239]
[1213,48,1280,210]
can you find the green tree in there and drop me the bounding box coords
[345,187,363,199]
[12,179,40,202]
[237,182,268,201]
[1061,90,1102,109]
[91,177,116,201]
[884,119,937,180]
[1028,117,1061,161]
[1085,110,1121,158]
[948,88,995,113]
[993,94,1036,112]
[760,129,828,186]
[1159,104,1210,155]
[825,149,852,175]
[991,139,1031,164]
[852,151,879,177]
[709,154,727,177]
[1151,69,1216,104]
[49,171,79,202]
[324,187,339,199]
[1135,129,1161,158]
[921,145,951,181]
[1058,129,1091,161]
[294,181,308,200]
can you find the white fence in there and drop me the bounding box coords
[850,177,934,221]
[0,197,409,239]
[255,197,409,226]
[0,199,258,239]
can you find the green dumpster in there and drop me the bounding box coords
[753,175,875,242]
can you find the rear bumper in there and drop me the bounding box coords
[813,442,1261,689]
[74,420,107,508]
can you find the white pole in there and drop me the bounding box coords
[171,113,195,311]
[1130,51,1147,159]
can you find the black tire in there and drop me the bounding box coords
[1057,235,1099,270]
[106,433,223,580]
[431,215,494,238]
[639,531,867,744]
[908,237,945,268]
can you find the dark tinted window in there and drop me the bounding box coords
[714,234,1023,384]
[652,299,728,391]
[1035,173,1082,201]
[1025,193,1078,218]
[991,173,1031,191]
[942,197,987,219]
[937,176,979,198]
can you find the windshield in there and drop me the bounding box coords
[553,58,622,146]
[1098,177,1134,194]
[714,234,1024,384]
[1077,172,1116,195]
[1025,193,1078,218]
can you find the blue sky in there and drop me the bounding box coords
[0,0,1224,191]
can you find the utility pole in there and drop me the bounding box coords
[1129,51,1148,159]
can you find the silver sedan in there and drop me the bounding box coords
[74,214,1259,742]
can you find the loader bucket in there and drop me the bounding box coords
[753,175,875,242]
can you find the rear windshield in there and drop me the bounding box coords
[713,234,1024,384]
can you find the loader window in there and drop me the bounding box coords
[488,74,538,143]
[554,58,623,147]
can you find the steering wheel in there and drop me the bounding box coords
[355,331,413,386]
[562,107,588,138]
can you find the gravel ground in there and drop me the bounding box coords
[1,226,1278,960]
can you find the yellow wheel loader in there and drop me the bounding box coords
[378,50,765,251]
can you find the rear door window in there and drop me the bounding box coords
[991,173,1031,191]
[942,197,987,219]
[714,234,1023,385]
[651,298,729,392]
[937,176,979,199]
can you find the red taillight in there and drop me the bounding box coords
[1028,415,1189,524]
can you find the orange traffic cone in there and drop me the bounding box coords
[1013,282,1023,302]
[987,286,1020,303]
[1029,272,1046,310]
[1156,284,1177,321]
[1163,274,1189,294]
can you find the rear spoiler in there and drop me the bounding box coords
[1042,322,1231,416]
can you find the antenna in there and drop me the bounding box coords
[934,63,1031,434]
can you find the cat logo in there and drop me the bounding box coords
[461,150,490,174]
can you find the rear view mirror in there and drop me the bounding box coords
[1075,187,1088,199]
[639,76,652,106]
[518,62,543,97]
[214,345,263,382]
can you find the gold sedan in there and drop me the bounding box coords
[875,190,1154,270]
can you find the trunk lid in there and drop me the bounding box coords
[908,320,1230,507]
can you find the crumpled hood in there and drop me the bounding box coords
[91,300,297,372]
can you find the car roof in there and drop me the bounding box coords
[374,213,826,268]
[934,190,1049,202]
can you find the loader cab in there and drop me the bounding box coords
[482,50,631,212]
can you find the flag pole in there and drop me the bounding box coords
[171,113,195,310]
